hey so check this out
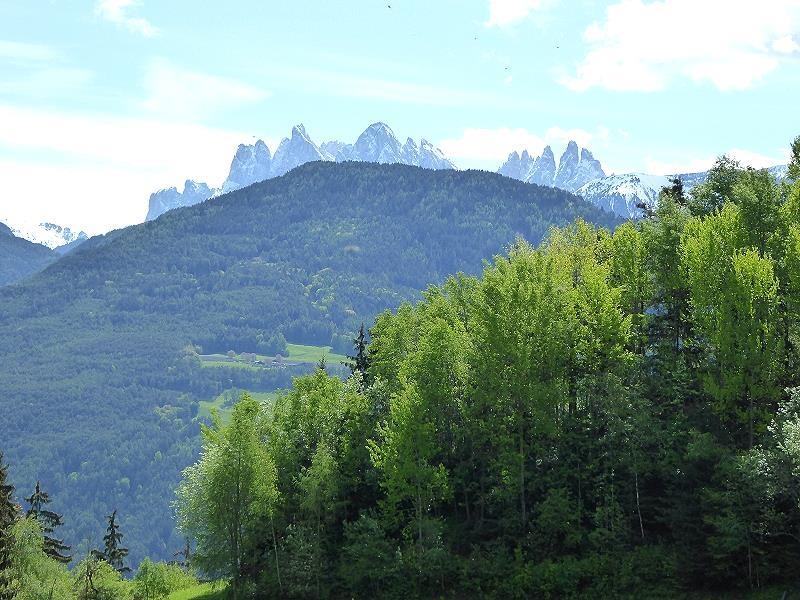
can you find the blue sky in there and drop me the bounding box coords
[1,0,798,233]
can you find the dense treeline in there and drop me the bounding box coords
[177,150,800,597]
[0,162,619,565]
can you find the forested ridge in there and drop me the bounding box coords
[0,223,55,287]
[165,149,800,598]
[0,162,619,566]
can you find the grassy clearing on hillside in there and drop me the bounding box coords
[198,390,280,420]
[167,582,227,599]
[285,342,348,364]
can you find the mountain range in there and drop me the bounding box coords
[144,120,788,226]
[146,122,456,221]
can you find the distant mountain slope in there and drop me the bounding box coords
[0,219,88,250]
[146,122,457,221]
[576,164,789,218]
[0,162,621,566]
[0,222,57,286]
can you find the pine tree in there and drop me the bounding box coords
[92,509,130,575]
[25,480,72,564]
[0,452,19,600]
[346,323,371,386]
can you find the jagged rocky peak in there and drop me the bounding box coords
[553,141,581,190]
[320,141,353,162]
[550,141,606,192]
[401,137,420,165]
[418,139,457,170]
[498,150,536,181]
[352,122,403,164]
[270,123,331,177]
[528,146,557,186]
[146,179,215,221]
[223,140,272,193]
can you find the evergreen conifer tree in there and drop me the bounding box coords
[0,452,19,600]
[91,509,130,575]
[25,480,72,564]
[346,323,371,386]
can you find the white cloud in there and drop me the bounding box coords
[485,0,546,27]
[95,0,158,37]
[437,126,601,169]
[0,104,259,233]
[562,0,800,92]
[141,59,269,121]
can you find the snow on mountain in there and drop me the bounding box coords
[0,219,88,250]
[576,173,673,219]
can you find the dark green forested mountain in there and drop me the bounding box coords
[0,162,621,565]
[0,223,56,287]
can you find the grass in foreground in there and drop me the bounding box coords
[167,582,227,600]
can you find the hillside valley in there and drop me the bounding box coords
[0,161,620,565]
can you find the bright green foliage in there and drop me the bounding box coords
[73,556,132,600]
[169,144,800,597]
[2,517,75,600]
[607,222,652,351]
[789,135,800,181]
[690,155,744,216]
[175,394,277,599]
[133,558,176,600]
[683,204,781,445]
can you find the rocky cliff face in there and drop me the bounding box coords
[222,140,272,193]
[498,142,602,192]
[146,180,216,221]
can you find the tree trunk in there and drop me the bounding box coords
[271,514,281,592]
[635,470,644,541]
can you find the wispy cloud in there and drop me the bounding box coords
[561,0,800,92]
[485,0,547,27]
[0,40,57,62]
[141,59,269,121]
[0,40,92,100]
[95,0,158,37]
[276,66,531,111]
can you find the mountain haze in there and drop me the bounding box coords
[0,222,57,286]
